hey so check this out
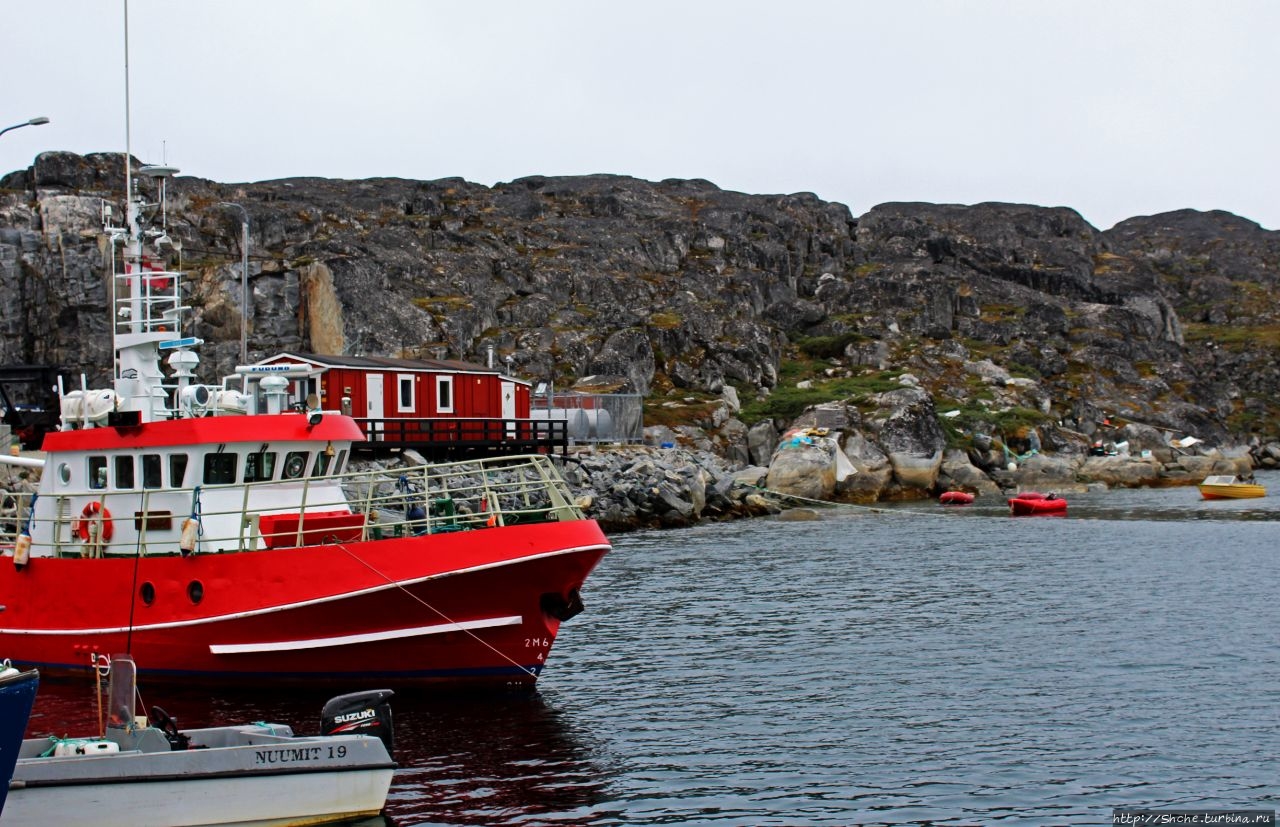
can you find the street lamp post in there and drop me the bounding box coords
[0,116,50,139]
[219,202,250,366]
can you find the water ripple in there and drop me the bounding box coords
[22,473,1280,825]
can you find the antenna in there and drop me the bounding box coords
[140,164,180,235]
[123,0,132,215]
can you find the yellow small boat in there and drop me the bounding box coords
[1198,474,1266,500]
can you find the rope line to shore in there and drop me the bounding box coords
[333,542,539,678]
[737,481,968,519]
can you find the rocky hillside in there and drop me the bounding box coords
[3,152,1278,475]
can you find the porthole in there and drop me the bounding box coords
[140,582,155,606]
[187,580,204,605]
[58,463,71,484]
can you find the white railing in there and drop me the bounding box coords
[0,454,583,559]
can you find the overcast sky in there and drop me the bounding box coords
[5,1,1277,231]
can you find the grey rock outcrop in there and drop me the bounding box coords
[4,152,1278,520]
[937,449,1002,496]
[765,433,840,501]
[863,387,946,494]
[557,447,779,531]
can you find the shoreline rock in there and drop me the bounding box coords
[3,437,1267,538]
[550,434,1271,533]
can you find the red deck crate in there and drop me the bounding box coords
[258,510,365,548]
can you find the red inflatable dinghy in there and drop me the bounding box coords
[1007,491,1067,516]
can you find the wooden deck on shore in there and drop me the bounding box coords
[353,417,568,460]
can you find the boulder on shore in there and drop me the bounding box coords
[765,431,839,501]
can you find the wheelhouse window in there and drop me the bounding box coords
[244,450,277,483]
[113,456,135,489]
[311,451,332,477]
[297,377,319,408]
[142,454,163,489]
[435,375,454,413]
[169,454,189,487]
[88,456,108,490]
[283,451,308,479]
[203,453,237,485]
[398,374,415,413]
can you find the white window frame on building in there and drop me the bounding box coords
[435,375,454,414]
[397,373,415,413]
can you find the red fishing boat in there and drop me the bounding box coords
[1007,491,1067,516]
[0,161,609,689]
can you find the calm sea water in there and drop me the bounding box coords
[24,471,1280,826]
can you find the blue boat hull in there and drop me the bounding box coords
[1,667,40,816]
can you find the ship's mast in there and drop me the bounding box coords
[104,0,200,423]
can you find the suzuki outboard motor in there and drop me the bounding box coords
[321,688,395,753]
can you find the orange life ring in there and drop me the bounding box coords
[75,502,114,543]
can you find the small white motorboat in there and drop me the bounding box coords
[4,654,395,827]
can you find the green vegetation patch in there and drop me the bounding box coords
[1006,361,1043,380]
[794,331,870,359]
[935,402,1051,449]
[1092,251,1127,274]
[411,295,474,313]
[1184,322,1280,350]
[1226,402,1280,438]
[644,391,722,430]
[738,366,904,425]
[979,303,1026,323]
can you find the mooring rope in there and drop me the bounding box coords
[333,543,539,678]
[736,480,977,519]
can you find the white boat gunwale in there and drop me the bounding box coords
[3,450,589,562]
[12,751,396,788]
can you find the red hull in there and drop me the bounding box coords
[0,521,608,688]
[939,491,975,505]
[1007,492,1067,516]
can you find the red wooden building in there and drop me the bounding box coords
[254,352,563,457]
